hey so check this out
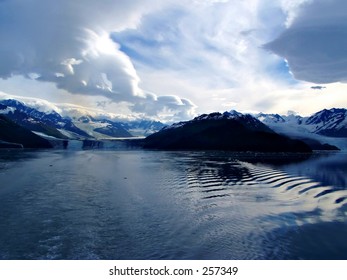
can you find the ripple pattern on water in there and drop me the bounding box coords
[241,161,347,216]
[1,150,347,260]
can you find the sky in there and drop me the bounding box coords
[1,0,347,122]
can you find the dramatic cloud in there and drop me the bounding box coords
[266,0,347,84]
[1,0,347,120]
[0,0,195,119]
[113,0,283,88]
[112,0,319,115]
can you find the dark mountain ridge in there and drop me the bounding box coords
[144,112,312,152]
[0,99,90,138]
[0,114,52,148]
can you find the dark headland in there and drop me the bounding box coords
[0,114,52,149]
[143,112,313,153]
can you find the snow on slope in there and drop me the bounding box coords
[0,91,138,122]
[255,110,347,150]
[0,92,165,138]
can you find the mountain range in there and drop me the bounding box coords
[255,108,347,137]
[0,98,165,141]
[0,96,346,150]
[254,109,347,150]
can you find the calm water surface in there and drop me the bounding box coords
[0,148,347,259]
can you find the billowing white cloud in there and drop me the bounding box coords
[0,0,196,119]
[266,0,347,84]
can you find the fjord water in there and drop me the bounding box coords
[0,148,347,260]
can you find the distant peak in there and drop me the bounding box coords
[192,111,245,122]
[228,110,243,117]
[0,98,24,106]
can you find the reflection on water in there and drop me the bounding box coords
[0,149,346,259]
[279,152,347,190]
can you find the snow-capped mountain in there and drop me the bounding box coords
[69,115,164,138]
[255,109,347,137]
[0,99,90,139]
[163,111,272,132]
[254,109,347,150]
[122,120,166,137]
[0,98,165,139]
[257,113,288,124]
[305,108,347,137]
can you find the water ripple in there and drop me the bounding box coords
[241,161,347,216]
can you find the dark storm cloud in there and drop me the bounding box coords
[265,0,347,84]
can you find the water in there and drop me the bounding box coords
[0,148,347,260]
